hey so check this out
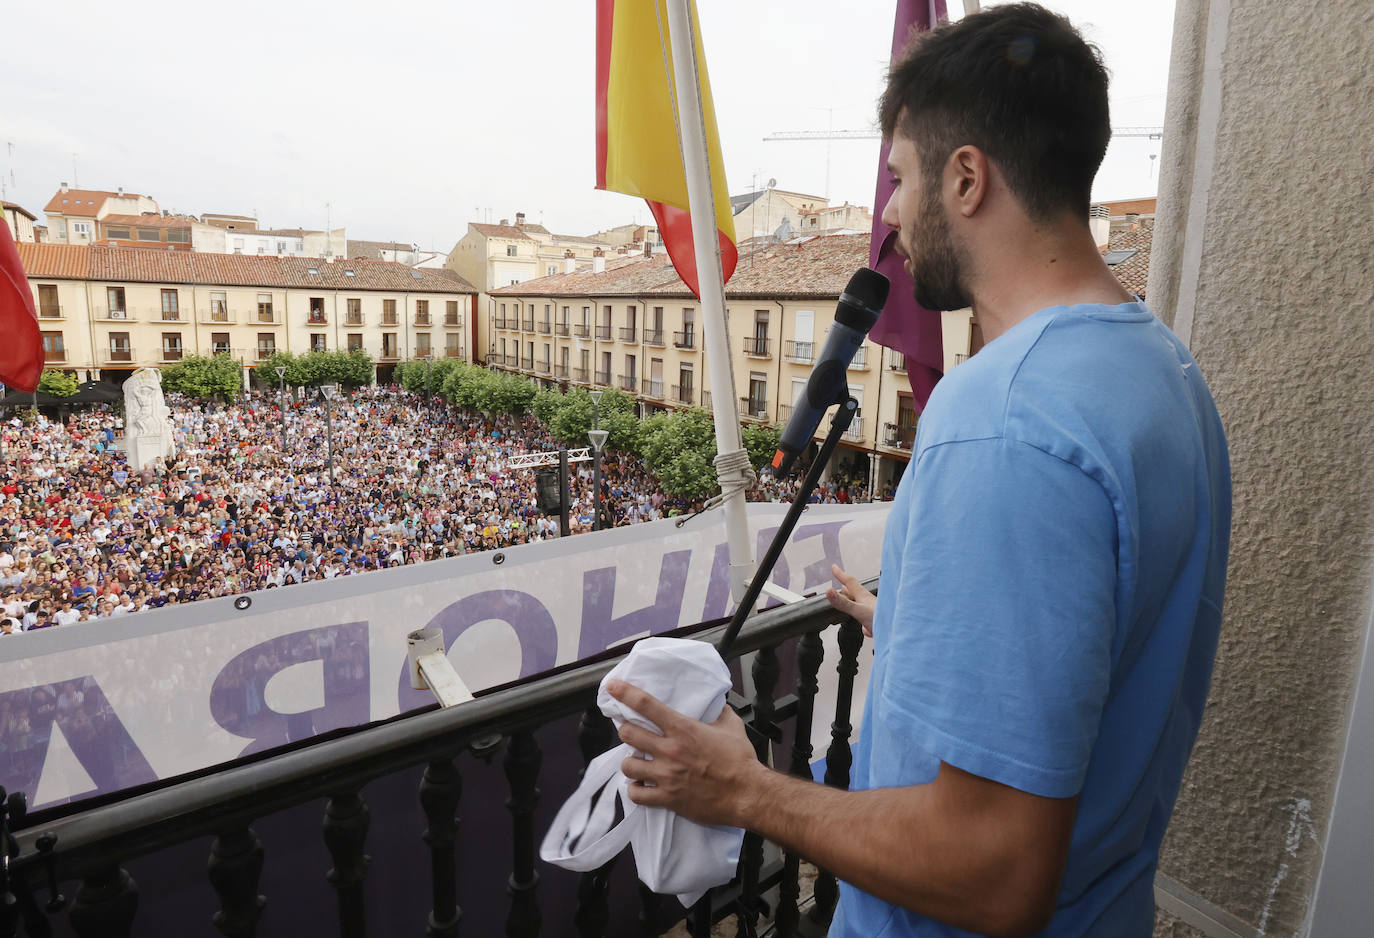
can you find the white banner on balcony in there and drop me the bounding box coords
[0,502,888,810]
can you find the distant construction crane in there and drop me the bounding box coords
[764,127,1164,197]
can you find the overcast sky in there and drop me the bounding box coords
[3,0,1174,252]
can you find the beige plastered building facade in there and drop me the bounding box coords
[17,244,476,385]
[490,234,977,492]
[1138,0,1373,934]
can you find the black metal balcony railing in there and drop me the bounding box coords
[954,352,970,364]
[536,360,551,374]
[4,591,871,938]
[346,314,363,326]
[885,420,917,449]
[784,340,814,363]
[595,325,612,341]
[382,313,399,326]
[493,317,509,330]
[618,373,638,391]
[888,352,907,372]
[521,318,535,332]
[574,324,591,338]
[104,346,135,363]
[743,336,770,357]
[520,356,534,370]
[415,313,431,326]
[671,383,695,405]
[309,314,328,326]
[555,323,570,337]
[538,322,552,335]
[674,331,696,350]
[445,314,461,327]
[643,329,665,346]
[553,363,569,378]
[740,396,768,420]
[849,346,868,369]
[619,326,637,343]
[572,367,589,383]
[593,369,611,385]
[643,379,664,399]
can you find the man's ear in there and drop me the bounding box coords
[948,145,989,218]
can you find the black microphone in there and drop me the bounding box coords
[771,268,889,475]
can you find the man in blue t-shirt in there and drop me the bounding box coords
[605,5,1230,937]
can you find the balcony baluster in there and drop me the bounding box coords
[775,629,826,937]
[420,759,462,938]
[324,790,371,938]
[207,827,265,938]
[68,865,138,938]
[810,618,865,930]
[504,731,542,938]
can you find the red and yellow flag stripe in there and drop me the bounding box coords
[595,0,737,299]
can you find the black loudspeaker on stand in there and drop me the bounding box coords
[716,397,859,658]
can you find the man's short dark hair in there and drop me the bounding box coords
[880,2,1110,220]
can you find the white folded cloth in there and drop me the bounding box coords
[539,637,745,905]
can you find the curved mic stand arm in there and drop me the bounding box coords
[716,397,859,658]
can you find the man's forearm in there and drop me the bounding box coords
[730,762,1067,938]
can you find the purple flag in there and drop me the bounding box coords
[868,0,949,411]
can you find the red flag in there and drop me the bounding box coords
[0,219,42,392]
[868,0,948,411]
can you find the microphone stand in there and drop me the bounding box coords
[717,397,859,658]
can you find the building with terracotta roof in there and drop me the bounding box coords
[43,184,160,245]
[17,243,477,385]
[1102,217,1153,299]
[2,202,37,243]
[96,213,194,251]
[490,233,978,490]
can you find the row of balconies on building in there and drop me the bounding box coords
[41,340,463,368]
[35,306,462,329]
[484,344,919,452]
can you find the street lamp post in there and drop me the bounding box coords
[321,383,339,487]
[588,390,605,531]
[274,365,287,454]
[588,429,609,532]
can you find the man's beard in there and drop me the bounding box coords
[909,186,971,311]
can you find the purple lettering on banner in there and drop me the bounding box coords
[701,528,792,622]
[397,590,559,712]
[793,521,852,592]
[578,550,692,658]
[210,621,371,758]
[0,676,156,809]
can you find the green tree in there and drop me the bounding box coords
[486,373,537,415]
[741,422,783,472]
[36,370,78,397]
[253,351,305,389]
[531,387,567,426]
[160,354,244,400]
[638,408,720,498]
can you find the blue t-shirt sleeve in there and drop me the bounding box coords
[880,437,1117,798]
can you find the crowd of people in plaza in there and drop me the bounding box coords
[0,386,884,635]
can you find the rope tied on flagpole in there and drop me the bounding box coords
[701,447,755,513]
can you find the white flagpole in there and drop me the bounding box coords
[663,0,755,604]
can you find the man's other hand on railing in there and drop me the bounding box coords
[825,564,875,637]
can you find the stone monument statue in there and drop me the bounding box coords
[123,368,177,469]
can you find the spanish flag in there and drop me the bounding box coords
[595,0,737,299]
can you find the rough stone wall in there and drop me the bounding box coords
[1148,0,1374,934]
